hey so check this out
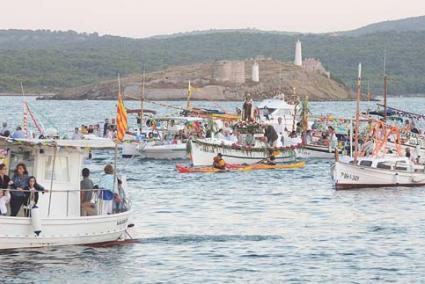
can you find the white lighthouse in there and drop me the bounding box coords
[294,40,303,66]
[251,62,259,82]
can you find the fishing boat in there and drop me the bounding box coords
[189,137,300,166]
[333,155,425,189]
[176,161,305,173]
[0,138,132,250]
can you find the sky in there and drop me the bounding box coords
[1,0,424,38]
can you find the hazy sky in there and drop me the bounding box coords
[1,0,424,38]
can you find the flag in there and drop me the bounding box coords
[116,92,128,142]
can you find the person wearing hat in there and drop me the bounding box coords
[213,153,226,170]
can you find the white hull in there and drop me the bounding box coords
[142,144,188,160]
[122,141,188,160]
[333,161,425,189]
[0,211,131,250]
[122,141,140,158]
[189,139,296,166]
[297,144,336,159]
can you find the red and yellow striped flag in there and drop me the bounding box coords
[116,92,128,142]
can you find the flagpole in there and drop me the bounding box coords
[354,63,362,162]
[113,73,121,194]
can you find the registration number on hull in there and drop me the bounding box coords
[340,172,359,181]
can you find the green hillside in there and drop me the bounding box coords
[342,15,425,36]
[0,21,425,96]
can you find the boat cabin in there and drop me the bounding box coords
[351,156,424,173]
[0,138,124,218]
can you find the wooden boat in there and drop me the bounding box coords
[176,161,305,173]
[0,138,132,250]
[333,155,425,189]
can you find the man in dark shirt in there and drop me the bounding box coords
[80,168,96,216]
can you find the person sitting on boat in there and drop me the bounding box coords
[9,163,29,216]
[80,168,96,216]
[216,129,225,140]
[213,153,226,170]
[260,155,276,166]
[23,176,47,217]
[72,127,81,140]
[98,164,119,215]
[0,164,11,216]
[11,127,26,139]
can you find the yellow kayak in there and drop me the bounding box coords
[176,161,305,173]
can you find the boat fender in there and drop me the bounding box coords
[31,205,42,236]
[394,173,399,185]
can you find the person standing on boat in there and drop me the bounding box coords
[264,125,278,147]
[242,94,256,122]
[80,168,96,216]
[103,118,110,138]
[274,117,286,146]
[23,176,47,217]
[9,163,29,216]
[0,164,11,215]
[98,164,118,215]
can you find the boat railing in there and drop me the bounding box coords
[1,188,131,217]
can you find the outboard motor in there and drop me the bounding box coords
[31,205,42,236]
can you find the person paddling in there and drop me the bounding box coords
[213,153,226,170]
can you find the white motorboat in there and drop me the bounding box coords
[123,116,203,160]
[0,138,132,250]
[332,155,425,189]
[257,94,299,132]
[189,138,299,166]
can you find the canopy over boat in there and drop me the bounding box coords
[0,137,117,149]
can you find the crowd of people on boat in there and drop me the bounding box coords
[79,164,127,216]
[0,163,47,216]
[0,161,126,217]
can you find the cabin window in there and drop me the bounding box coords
[44,156,70,182]
[377,162,392,170]
[359,160,372,167]
[395,166,408,171]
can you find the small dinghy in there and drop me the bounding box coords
[176,161,305,173]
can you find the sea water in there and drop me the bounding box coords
[2,97,425,283]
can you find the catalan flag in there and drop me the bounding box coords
[116,91,128,142]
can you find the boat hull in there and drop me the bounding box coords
[333,161,425,189]
[0,211,131,250]
[141,144,187,160]
[297,144,337,159]
[189,139,296,166]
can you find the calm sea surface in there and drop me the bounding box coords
[2,96,425,283]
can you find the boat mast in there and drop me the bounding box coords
[140,69,145,133]
[354,63,362,162]
[383,50,388,122]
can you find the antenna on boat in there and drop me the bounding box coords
[383,49,388,122]
[354,63,362,162]
[140,68,145,133]
[20,82,29,136]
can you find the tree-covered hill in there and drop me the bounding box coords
[341,15,425,36]
[1,18,425,96]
